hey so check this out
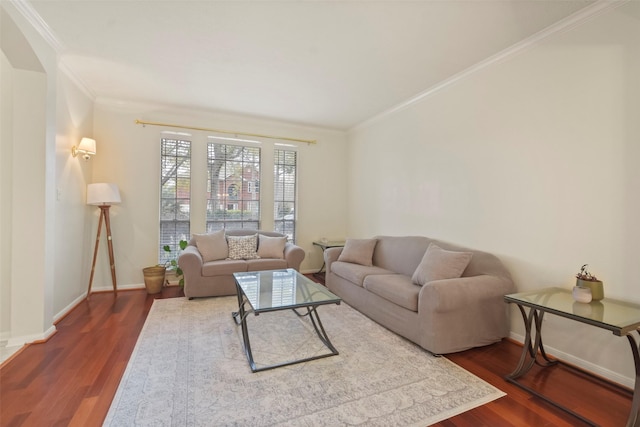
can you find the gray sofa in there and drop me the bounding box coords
[324,235,515,355]
[178,229,305,299]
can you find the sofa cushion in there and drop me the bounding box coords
[411,243,473,286]
[257,234,287,259]
[331,261,393,286]
[363,274,420,312]
[337,238,377,266]
[227,234,260,260]
[247,259,288,271]
[194,229,228,262]
[372,236,432,277]
[202,260,248,277]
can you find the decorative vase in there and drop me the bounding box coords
[572,285,592,303]
[143,266,166,294]
[576,278,604,301]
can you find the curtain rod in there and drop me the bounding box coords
[135,119,317,145]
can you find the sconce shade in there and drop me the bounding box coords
[78,138,96,155]
[87,183,121,206]
[72,137,97,159]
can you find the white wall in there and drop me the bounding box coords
[90,101,348,289]
[52,70,95,317]
[0,51,13,340]
[347,4,639,387]
[1,3,95,346]
[10,67,50,343]
[0,4,54,346]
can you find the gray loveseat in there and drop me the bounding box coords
[325,235,515,355]
[178,229,305,299]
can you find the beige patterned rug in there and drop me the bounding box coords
[103,296,505,426]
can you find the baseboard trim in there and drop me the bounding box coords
[90,283,146,292]
[7,325,57,348]
[508,332,634,389]
[53,292,88,324]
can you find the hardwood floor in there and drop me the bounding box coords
[0,283,632,427]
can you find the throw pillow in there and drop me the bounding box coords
[194,229,228,262]
[337,238,377,266]
[257,234,287,259]
[411,243,473,286]
[227,234,260,260]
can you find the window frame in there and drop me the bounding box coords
[273,147,297,242]
[159,137,191,264]
[206,141,262,232]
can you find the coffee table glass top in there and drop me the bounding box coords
[505,287,640,336]
[233,269,341,312]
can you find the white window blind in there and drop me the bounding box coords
[273,148,297,242]
[159,138,191,263]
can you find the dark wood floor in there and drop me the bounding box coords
[0,282,633,427]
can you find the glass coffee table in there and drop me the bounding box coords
[232,269,342,373]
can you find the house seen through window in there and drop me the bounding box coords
[206,142,261,232]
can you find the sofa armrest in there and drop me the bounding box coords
[178,246,204,281]
[419,274,514,313]
[324,247,343,273]
[284,243,305,271]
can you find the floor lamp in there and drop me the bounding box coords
[86,183,121,298]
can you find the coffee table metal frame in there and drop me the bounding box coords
[232,269,341,373]
[505,287,640,427]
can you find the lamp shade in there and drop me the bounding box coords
[87,183,121,206]
[77,137,96,155]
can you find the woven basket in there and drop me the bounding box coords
[143,266,166,294]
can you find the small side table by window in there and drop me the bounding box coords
[312,240,345,274]
[505,287,640,427]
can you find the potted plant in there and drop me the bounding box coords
[575,264,604,301]
[163,239,188,287]
[142,240,188,294]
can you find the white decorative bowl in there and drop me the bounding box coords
[572,286,592,303]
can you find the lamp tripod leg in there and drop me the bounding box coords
[86,206,118,299]
[87,211,104,299]
[102,207,118,296]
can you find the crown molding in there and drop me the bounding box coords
[10,0,64,54]
[11,0,96,100]
[351,0,629,133]
[59,61,96,100]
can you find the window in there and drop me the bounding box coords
[159,138,191,264]
[207,143,261,231]
[273,149,297,242]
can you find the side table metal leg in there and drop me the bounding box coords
[508,305,557,380]
[506,303,592,426]
[626,330,640,427]
[533,310,556,367]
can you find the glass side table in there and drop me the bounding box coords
[505,287,640,427]
[312,240,345,274]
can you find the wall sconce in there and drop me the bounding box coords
[72,137,97,160]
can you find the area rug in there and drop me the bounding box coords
[103,296,505,426]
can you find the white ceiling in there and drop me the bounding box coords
[25,0,597,130]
